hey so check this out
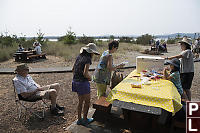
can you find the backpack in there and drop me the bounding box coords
[110,71,123,89]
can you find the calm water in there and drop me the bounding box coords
[48,38,167,42]
[48,38,120,42]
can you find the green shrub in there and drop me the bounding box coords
[0,35,15,47]
[59,29,76,44]
[136,34,153,45]
[20,38,36,50]
[37,29,45,44]
[119,36,132,43]
[167,38,176,44]
[94,39,103,45]
[109,35,115,41]
[0,50,10,62]
[0,43,17,62]
[78,34,94,44]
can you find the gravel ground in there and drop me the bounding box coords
[0,44,199,133]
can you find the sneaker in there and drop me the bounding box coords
[76,118,83,125]
[56,104,65,110]
[50,107,64,116]
[82,118,94,126]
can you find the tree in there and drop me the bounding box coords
[37,29,45,44]
[136,34,153,45]
[109,35,115,41]
[61,27,76,44]
[167,37,176,44]
[0,34,15,48]
[119,36,132,43]
[176,33,181,39]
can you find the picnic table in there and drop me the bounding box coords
[13,50,46,62]
[13,51,34,61]
[106,70,182,127]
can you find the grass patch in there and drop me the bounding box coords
[0,43,18,62]
[0,41,143,62]
[120,43,143,52]
[112,43,143,59]
[44,41,87,61]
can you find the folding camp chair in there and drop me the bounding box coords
[12,80,49,119]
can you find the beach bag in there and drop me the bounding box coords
[93,68,111,85]
[111,71,123,89]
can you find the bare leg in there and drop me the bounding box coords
[49,89,57,108]
[50,83,60,93]
[83,93,90,120]
[181,91,188,101]
[78,95,84,120]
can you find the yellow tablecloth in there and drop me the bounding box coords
[107,70,182,115]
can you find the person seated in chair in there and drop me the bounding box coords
[13,64,64,116]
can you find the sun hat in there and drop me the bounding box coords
[178,37,192,46]
[80,43,100,55]
[15,64,29,72]
[166,58,180,68]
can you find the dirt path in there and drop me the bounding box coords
[0,44,199,133]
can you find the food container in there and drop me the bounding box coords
[136,56,164,73]
[131,83,142,88]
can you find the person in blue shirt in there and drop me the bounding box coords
[93,41,124,99]
[18,44,25,51]
[163,58,184,96]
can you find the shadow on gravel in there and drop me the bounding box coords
[24,111,66,131]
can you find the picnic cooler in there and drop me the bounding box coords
[136,56,164,73]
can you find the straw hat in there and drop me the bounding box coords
[80,43,100,55]
[178,37,191,46]
[15,64,29,72]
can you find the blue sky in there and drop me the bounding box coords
[0,0,199,37]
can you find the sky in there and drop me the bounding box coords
[0,0,199,37]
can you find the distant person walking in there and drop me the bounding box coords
[72,43,100,125]
[93,41,124,99]
[166,37,194,101]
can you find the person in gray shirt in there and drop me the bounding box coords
[166,37,194,101]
